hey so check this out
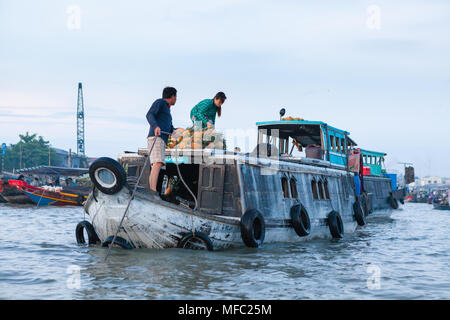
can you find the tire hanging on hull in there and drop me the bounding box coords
[290,204,311,236]
[102,236,134,249]
[353,197,366,226]
[388,194,399,209]
[327,211,344,239]
[240,208,266,248]
[75,221,100,245]
[177,232,214,251]
[89,157,127,195]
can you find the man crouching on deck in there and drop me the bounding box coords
[146,87,177,198]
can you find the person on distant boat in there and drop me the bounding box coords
[146,87,178,197]
[65,178,76,187]
[190,92,227,128]
[31,177,40,187]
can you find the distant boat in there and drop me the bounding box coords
[6,166,90,206]
[0,173,34,204]
[8,180,89,206]
[432,189,449,211]
[433,202,450,210]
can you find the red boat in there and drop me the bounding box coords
[8,180,89,206]
[4,166,91,206]
[0,176,34,204]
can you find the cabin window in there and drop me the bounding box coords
[341,139,346,154]
[281,177,290,198]
[279,138,288,154]
[318,180,324,199]
[336,138,341,153]
[331,136,335,151]
[324,179,330,199]
[290,178,298,199]
[311,180,319,200]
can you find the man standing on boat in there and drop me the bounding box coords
[146,87,177,197]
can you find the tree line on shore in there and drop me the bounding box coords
[1,132,87,172]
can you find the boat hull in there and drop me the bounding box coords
[6,180,88,206]
[19,186,87,206]
[0,186,34,204]
[85,187,358,250]
[433,203,450,211]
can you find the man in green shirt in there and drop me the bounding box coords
[190,92,227,128]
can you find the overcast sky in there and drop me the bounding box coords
[1,0,449,177]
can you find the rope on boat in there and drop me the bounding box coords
[104,130,199,259]
[172,136,198,235]
[35,189,45,208]
[104,135,157,261]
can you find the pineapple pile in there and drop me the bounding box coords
[282,116,304,121]
[167,126,226,150]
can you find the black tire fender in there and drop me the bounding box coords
[75,220,100,245]
[240,208,266,248]
[177,232,214,251]
[101,236,133,249]
[290,204,311,236]
[353,197,366,226]
[89,157,127,195]
[327,210,344,239]
[388,194,399,209]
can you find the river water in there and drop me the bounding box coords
[0,202,448,299]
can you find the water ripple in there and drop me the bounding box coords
[0,202,449,299]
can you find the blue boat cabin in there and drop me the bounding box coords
[360,149,386,176]
[255,120,357,168]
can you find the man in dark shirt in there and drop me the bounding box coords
[146,87,177,195]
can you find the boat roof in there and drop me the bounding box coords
[16,166,89,176]
[256,120,350,135]
[256,120,357,146]
[360,149,386,157]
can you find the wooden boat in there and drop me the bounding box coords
[432,189,449,211]
[6,166,90,206]
[80,115,402,250]
[433,203,450,210]
[9,180,89,206]
[0,176,34,204]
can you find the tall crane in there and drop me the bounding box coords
[77,82,85,156]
